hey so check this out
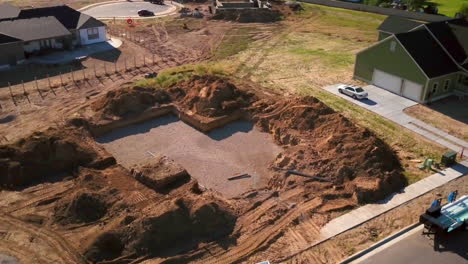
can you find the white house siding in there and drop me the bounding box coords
[79,26,107,45]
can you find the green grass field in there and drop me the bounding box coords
[431,0,467,17]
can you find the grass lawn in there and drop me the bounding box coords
[431,0,467,17]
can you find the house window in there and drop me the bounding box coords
[432,82,438,94]
[390,41,396,52]
[443,79,451,91]
[87,28,99,40]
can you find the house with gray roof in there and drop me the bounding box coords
[0,4,107,70]
[354,18,468,103]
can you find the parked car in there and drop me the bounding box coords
[338,84,368,99]
[144,0,164,4]
[138,10,155,17]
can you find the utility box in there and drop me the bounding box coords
[441,151,457,167]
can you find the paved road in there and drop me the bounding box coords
[354,226,468,264]
[324,84,468,153]
[83,2,171,18]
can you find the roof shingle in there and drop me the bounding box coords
[396,28,459,78]
[17,5,105,30]
[0,3,20,20]
[0,16,71,42]
[377,16,424,34]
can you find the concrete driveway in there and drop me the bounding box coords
[82,2,175,18]
[324,84,468,153]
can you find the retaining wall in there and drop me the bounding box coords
[298,0,450,22]
[90,104,246,137]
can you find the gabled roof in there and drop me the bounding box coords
[424,19,468,69]
[0,33,21,45]
[17,5,105,30]
[0,16,71,42]
[0,3,20,20]
[396,28,459,78]
[377,16,424,34]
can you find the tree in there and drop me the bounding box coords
[459,3,468,17]
[403,0,428,11]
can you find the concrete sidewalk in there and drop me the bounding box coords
[324,84,468,153]
[320,160,468,238]
[28,38,122,65]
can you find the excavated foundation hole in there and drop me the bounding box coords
[97,115,282,197]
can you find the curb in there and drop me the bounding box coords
[79,1,183,20]
[78,0,126,11]
[338,223,421,264]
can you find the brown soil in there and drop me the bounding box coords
[91,85,171,118]
[53,190,111,225]
[130,155,191,193]
[213,9,282,23]
[0,75,407,263]
[0,127,114,188]
[177,75,255,117]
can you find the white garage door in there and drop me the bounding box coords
[372,69,403,94]
[402,79,423,102]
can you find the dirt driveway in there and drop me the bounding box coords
[97,116,282,197]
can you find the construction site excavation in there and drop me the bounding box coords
[0,73,408,263]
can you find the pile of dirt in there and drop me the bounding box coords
[91,86,172,117]
[131,155,190,193]
[0,128,112,188]
[54,189,112,225]
[253,96,406,203]
[85,194,236,262]
[177,75,255,117]
[213,9,282,23]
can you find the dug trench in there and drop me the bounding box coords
[0,75,406,263]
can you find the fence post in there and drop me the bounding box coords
[104,63,107,76]
[114,62,117,73]
[94,65,97,77]
[47,74,56,95]
[82,68,86,80]
[35,77,43,99]
[22,80,30,104]
[152,54,155,65]
[71,68,75,83]
[125,59,127,71]
[8,82,16,106]
[134,55,137,69]
[143,56,146,67]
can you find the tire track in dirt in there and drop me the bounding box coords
[0,214,86,264]
[196,197,323,264]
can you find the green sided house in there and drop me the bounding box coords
[354,18,468,103]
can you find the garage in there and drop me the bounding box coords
[402,79,423,101]
[372,69,403,94]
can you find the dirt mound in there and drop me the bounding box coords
[213,9,282,23]
[91,86,171,117]
[0,128,110,188]
[54,190,111,225]
[131,155,190,193]
[254,96,406,203]
[85,195,236,262]
[177,75,255,117]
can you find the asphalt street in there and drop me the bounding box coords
[354,227,467,264]
[83,2,171,17]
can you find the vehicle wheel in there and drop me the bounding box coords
[352,95,357,99]
[339,89,343,94]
